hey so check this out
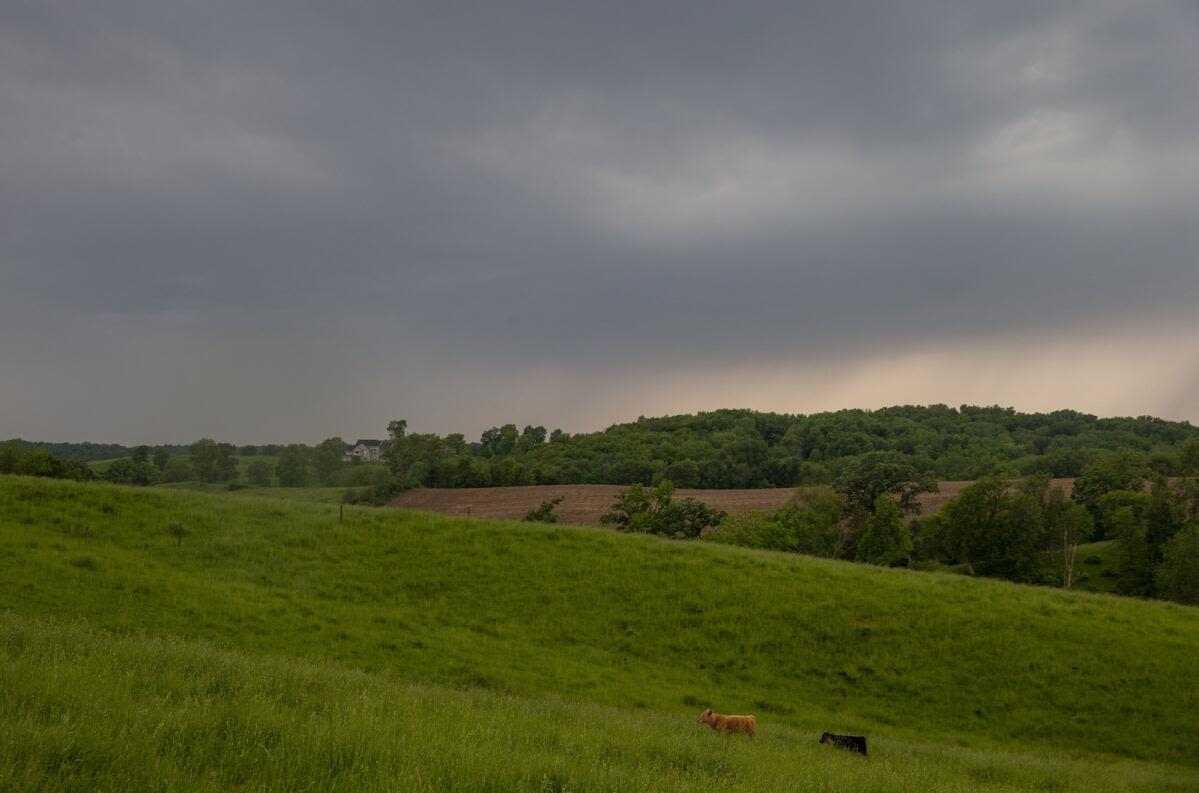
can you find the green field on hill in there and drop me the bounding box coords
[1,476,1196,791]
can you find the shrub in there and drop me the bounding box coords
[705,511,796,552]
[246,461,273,487]
[158,458,194,483]
[335,464,393,488]
[601,481,724,539]
[102,459,158,486]
[524,497,564,523]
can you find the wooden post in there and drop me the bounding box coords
[339,504,344,524]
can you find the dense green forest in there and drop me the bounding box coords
[11,405,1199,490]
[383,406,1199,489]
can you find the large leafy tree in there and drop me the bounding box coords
[1156,526,1199,605]
[275,445,311,488]
[601,480,724,539]
[312,437,347,486]
[856,494,911,566]
[834,452,937,515]
[1072,449,1148,527]
[102,458,157,486]
[940,477,1011,576]
[1113,506,1155,597]
[189,438,238,483]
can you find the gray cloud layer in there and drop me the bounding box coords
[3,1,1198,442]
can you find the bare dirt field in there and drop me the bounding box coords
[389,479,1076,526]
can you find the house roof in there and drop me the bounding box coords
[353,439,384,448]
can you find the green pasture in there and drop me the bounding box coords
[0,476,1195,791]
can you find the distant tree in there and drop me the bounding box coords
[312,437,346,486]
[524,496,564,523]
[515,425,547,454]
[152,448,171,471]
[601,483,657,532]
[131,445,150,465]
[1147,448,1178,476]
[0,441,22,474]
[275,445,310,487]
[601,480,724,539]
[549,429,568,443]
[1072,449,1148,526]
[1112,507,1154,597]
[665,459,702,489]
[940,477,1009,576]
[478,427,500,457]
[102,458,156,486]
[239,445,259,456]
[189,438,238,483]
[1180,437,1199,477]
[387,419,408,443]
[989,491,1046,582]
[387,432,449,487]
[856,494,911,566]
[1156,526,1199,605]
[1095,489,1150,540]
[16,449,66,479]
[1056,501,1092,589]
[246,461,273,487]
[1144,476,1185,565]
[158,458,194,483]
[656,495,726,539]
[834,452,937,516]
[444,433,467,455]
[495,424,518,456]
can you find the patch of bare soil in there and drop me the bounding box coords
[389,480,1075,527]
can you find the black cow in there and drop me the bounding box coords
[820,732,867,755]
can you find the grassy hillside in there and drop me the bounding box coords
[158,479,347,503]
[1068,541,1122,594]
[5,614,1194,793]
[90,453,279,476]
[1,476,1197,791]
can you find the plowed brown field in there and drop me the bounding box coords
[389,479,1075,526]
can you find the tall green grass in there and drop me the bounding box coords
[1,476,1196,791]
[2,614,1195,793]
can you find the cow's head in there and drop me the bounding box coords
[698,708,714,724]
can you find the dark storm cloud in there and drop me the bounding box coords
[2,1,1198,440]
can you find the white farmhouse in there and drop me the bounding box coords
[344,439,385,462]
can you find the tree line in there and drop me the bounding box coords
[698,444,1199,605]
[377,406,1199,491]
[10,405,1199,493]
[0,438,390,491]
[0,439,299,463]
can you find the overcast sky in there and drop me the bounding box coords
[3,1,1198,444]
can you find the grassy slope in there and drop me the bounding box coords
[92,454,279,472]
[157,480,348,504]
[5,614,1194,793]
[1070,541,1121,594]
[1,476,1197,791]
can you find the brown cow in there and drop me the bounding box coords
[698,708,757,737]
